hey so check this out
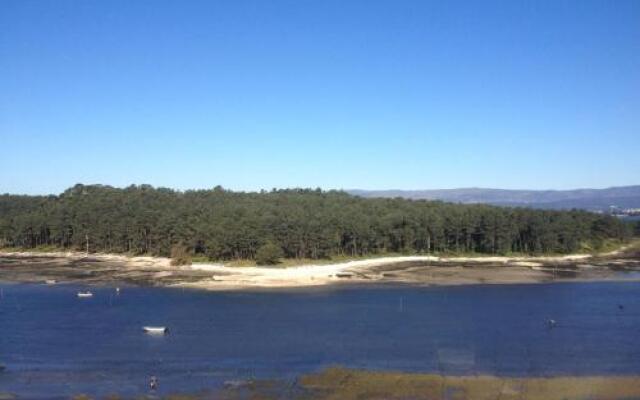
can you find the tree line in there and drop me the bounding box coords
[0,184,633,260]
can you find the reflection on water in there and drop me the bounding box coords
[617,271,640,280]
[1,281,639,398]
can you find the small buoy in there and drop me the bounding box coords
[618,304,624,310]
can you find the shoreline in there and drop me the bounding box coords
[1,245,639,290]
[3,368,640,400]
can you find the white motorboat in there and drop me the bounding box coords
[77,291,93,298]
[143,326,168,334]
[45,279,57,285]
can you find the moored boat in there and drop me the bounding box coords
[77,291,93,298]
[143,326,168,334]
[45,279,57,284]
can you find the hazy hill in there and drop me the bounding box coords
[348,186,640,211]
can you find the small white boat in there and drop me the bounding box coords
[45,279,57,285]
[143,326,168,334]
[77,291,93,298]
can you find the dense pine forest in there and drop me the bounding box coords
[0,184,632,260]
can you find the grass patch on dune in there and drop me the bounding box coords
[0,245,64,253]
[299,367,640,400]
[216,253,411,268]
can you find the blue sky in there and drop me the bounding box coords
[1,0,638,195]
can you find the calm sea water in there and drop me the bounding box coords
[1,282,639,398]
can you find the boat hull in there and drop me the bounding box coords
[143,327,167,334]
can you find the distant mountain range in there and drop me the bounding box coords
[348,186,640,211]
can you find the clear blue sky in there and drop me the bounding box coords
[1,0,638,195]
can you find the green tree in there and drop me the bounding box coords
[255,242,284,265]
[0,184,629,259]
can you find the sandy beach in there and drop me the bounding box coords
[182,252,599,289]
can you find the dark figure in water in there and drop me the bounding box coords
[547,319,556,328]
[149,375,158,391]
[618,304,624,310]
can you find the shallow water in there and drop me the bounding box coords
[1,282,639,398]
